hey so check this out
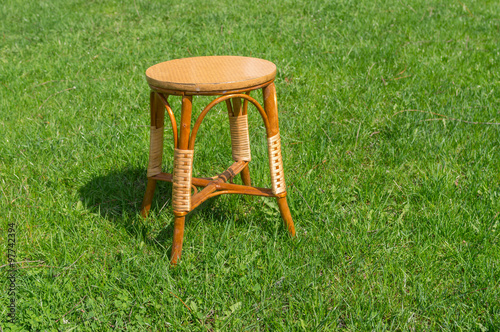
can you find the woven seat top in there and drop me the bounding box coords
[146,56,276,93]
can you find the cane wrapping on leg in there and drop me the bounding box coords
[147,126,164,178]
[267,133,286,195]
[229,113,251,162]
[172,148,194,212]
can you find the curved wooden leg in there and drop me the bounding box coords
[277,196,296,237]
[170,215,186,265]
[263,83,296,237]
[141,91,166,218]
[140,179,157,217]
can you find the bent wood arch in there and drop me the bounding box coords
[155,92,178,148]
[188,93,270,150]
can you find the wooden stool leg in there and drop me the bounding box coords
[238,97,252,186]
[263,83,296,237]
[170,214,185,265]
[141,91,166,217]
[277,196,296,237]
[227,97,252,186]
[240,166,251,186]
[170,95,193,265]
[141,179,157,218]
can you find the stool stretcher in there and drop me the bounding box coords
[150,160,286,214]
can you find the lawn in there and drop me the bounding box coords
[1,0,500,330]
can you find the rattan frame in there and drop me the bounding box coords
[140,58,296,265]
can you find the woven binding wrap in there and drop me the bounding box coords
[147,126,164,177]
[267,133,286,195]
[228,113,251,162]
[172,148,194,212]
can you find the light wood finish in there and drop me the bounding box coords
[237,95,252,186]
[232,97,242,116]
[262,83,295,236]
[141,92,165,217]
[140,179,156,218]
[240,166,251,186]
[263,83,279,138]
[146,56,276,93]
[179,95,193,150]
[170,95,193,264]
[170,216,185,265]
[150,80,274,96]
[151,170,278,197]
[141,57,295,265]
[189,93,270,150]
[156,93,178,148]
[277,196,296,237]
[190,161,248,209]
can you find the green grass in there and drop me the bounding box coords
[1,0,500,330]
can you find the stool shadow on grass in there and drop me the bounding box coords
[78,167,279,253]
[78,167,175,251]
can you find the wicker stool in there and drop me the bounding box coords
[140,56,295,264]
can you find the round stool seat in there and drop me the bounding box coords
[145,56,277,93]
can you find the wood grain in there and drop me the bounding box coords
[146,56,276,93]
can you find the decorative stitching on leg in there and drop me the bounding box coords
[267,133,286,195]
[229,113,251,162]
[172,148,194,212]
[147,126,164,177]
